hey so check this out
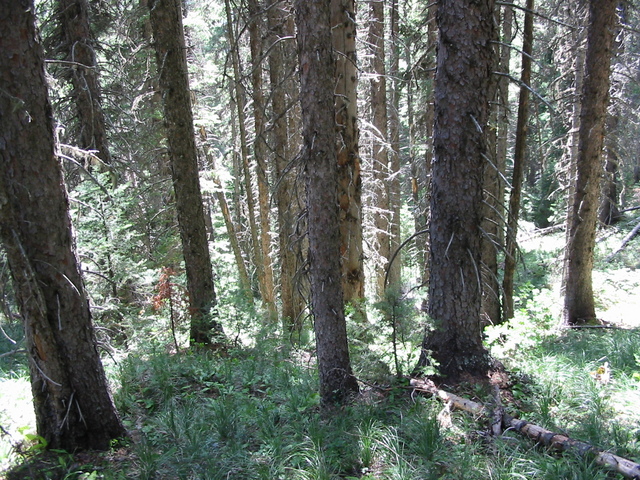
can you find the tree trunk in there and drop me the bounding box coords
[481,1,513,326]
[368,0,391,298]
[248,0,278,321]
[225,0,266,313]
[331,0,365,304]
[502,0,534,321]
[416,0,496,379]
[295,0,359,405]
[562,8,587,290]
[600,110,621,225]
[200,137,253,302]
[600,5,624,226]
[267,0,305,338]
[563,0,617,326]
[387,0,402,290]
[56,0,113,176]
[412,2,437,292]
[0,0,125,450]
[148,0,224,345]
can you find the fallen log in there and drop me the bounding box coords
[606,217,640,262]
[410,378,640,479]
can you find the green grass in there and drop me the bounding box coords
[2,225,640,479]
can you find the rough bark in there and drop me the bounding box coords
[224,0,266,313]
[562,9,587,289]
[502,0,534,321]
[148,0,224,345]
[416,0,495,379]
[368,0,391,298]
[387,0,402,289]
[295,0,359,405]
[600,6,624,226]
[481,1,513,326]
[267,0,305,337]
[331,0,365,303]
[56,0,113,173]
[0,0,125,450]
[563,0,617,326]
[248,0,278,321]
[411,3,437,291]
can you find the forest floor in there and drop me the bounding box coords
[1,222,640,479]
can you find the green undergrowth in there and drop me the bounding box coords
[2,226,640,478]
[2,323,640,479]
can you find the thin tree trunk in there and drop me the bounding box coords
[201,138,253,302]
[267,0,304,337]
[368,0,390,298]
[563,0,617,326]
[387,0,402,289]
[295,0,359,405]
[248,0,278,321]
[224,0,266,310]
[481,1,513,326]
[502,0,534,321]
[331,0,365,304]
[0,0,126,449]
[414,3,437,292]
[56,0,114,178]
[600,5,624,226]
[148,0,224,346]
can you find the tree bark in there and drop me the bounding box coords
[387,0,402,289]
[502,0,534,321]
[0,0,125,450]
[56,0,113,175]
[225,0,266,313]
[331,0,365,304]
[295,0,359,405]
[563,0,617,326]
[148,0,224,345]
[600,5,624,226]
[415,0,496,379]
[248,0,278,321]
[267,0,305,338]
[562,6,587,290]
[481,1,513,326]
[368,0,391,298]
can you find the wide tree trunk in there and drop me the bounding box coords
[331,0,365,304]
[562,6,587,288]
[148,0,224,345]
[563,0,617,326]
[295,0,359,405]
[416,0,496,379]
[502,0,534,321]
[0,0,125,450]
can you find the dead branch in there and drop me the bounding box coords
[606,217,640,262]
[410,378,640,479]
